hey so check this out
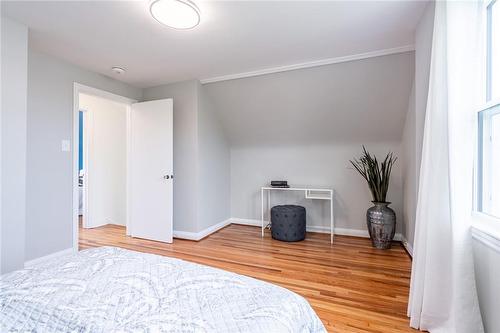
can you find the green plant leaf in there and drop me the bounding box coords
[349,146,397,202]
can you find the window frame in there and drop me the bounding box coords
[475,99,500,214]
[473,0,500,236]
[487,0,497,101]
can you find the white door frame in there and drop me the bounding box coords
[72,83,137,251]
[79,107,89,228]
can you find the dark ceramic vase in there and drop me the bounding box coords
[366,202,396,249]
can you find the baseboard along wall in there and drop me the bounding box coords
[173,217,409,249]
[400,235,413,257]
[24,248,75,268]
[173,219,233,241]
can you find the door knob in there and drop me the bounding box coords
[163,175,170,180]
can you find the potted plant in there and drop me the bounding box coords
[350,146,397,249]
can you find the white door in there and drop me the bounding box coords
[130,99,173,243]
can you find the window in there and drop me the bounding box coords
[477,104,500,216]
[477,0,500,218]
[488,0,500,100]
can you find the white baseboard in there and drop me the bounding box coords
[309,225,370,237]
[24,248,75,268]
[174,217,407,247]
[231,218,368,236]
[172,230,199,240]
[230,218,262,227]
[230,217,404,240]
[305,226,404,242]
[472,226,500,254]
[173,219,232,241]
[400,235,413,257]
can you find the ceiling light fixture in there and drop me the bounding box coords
[111,66,126,74]
[149,0,200,30]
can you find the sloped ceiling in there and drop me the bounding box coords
[204,52,415,146]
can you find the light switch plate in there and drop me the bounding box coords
[61,140,71,152]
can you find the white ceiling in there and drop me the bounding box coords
[2,1,427,88]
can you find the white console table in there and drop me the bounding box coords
[261,186,335,243]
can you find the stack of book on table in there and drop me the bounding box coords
[270,181,290,188]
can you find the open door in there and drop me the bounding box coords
[130,99,173,243]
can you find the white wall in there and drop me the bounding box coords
[401,1,434,248]
[473,237,500,333]
[1,17,28,273]
[231,143,403,233]
[79,93,127,227]
[26,49,142,261]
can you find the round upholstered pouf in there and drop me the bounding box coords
[271,205,306,242]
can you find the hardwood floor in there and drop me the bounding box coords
[79,223,416,333]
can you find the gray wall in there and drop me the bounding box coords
[26,52,229,259]
[26,49,142,261]
[414,2,434,176]
[142,80,231,233]
[401,1,434,248]
[142,80,200,233]
[401,82,416,248]
[230,143,403,232]
[205,52,414,232]
[205,53,415,146]
[1,17,28,273]
[197,82,231,230]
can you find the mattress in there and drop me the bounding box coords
[0,246,326,332]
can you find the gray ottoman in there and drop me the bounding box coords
[271,205,306,242]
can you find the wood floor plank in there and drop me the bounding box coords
[79,222,418,333]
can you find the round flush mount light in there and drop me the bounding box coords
[111,66,126,74]
[149,0,200,30]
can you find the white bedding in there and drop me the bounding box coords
[0,246,326,332]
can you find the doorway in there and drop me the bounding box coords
[72,84,174,251]
[78,93,129,230]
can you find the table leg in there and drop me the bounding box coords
[330,196,334,244]
[267,190,271,229]
[261,188,264,237]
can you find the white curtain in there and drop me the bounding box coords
[408,1,485,332]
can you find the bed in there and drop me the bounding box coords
[0,246,326,332]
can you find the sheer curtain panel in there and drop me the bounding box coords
[408,1,485,332]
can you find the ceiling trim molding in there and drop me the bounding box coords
[200,44,415,85]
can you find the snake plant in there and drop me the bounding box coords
[350,146,397,203]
